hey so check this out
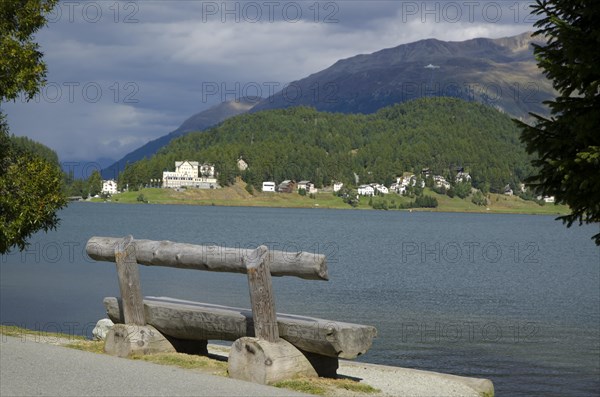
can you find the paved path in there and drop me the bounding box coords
[0,336,308,396]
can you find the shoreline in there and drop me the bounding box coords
[85,199,567,217]
[84,186,570,217]
[206,343,494,397]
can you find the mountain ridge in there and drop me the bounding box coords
[252,31,553,117]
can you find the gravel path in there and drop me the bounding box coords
[0,336,309,397]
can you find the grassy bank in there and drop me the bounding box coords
[92,180,569,216]
[96,181,351,209]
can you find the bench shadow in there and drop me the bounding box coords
[206,352,228,362]
[335,374,363,382]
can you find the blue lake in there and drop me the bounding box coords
[1,202,599,396]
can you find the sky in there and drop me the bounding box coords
[1,0,538,168]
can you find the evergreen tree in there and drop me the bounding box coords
[517,0,600,244]
[87,170,102,197]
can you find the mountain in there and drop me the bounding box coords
[119,98,532,193]
[108,32,552,180]
[252,32,554,120]
[101,97,260,179]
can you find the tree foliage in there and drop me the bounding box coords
[8,134,59,165]
[517,0,600,244]
[0,0,65,254]
[472,190,487,206]
[0,0,58,101]
[0,115,10,175]
[453,181,472,199]
[0,137,66,253]
[87,170,102,197]
[414,195,439,208]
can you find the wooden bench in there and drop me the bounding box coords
[86,236,377,384]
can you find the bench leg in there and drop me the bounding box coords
[104,324,176,357]
[228,337,317,384]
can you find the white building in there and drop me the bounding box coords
[543,196,555,203]
[358,185,375,196]
[519,183,527,193]
[397,174,425,188]
[298,181,318,194]
[390,182,407,195]
[262,181,276,192]
[101,180,118,195]
[433,175,451,190]
[397,175,413,187]
[162,161,217,189]
[237,158,248,171]
[455,172,472,183]
[371,183,389,194]
[333,182,344,192]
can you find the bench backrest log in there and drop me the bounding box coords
[87,236,328,280]
[86,235,329,341]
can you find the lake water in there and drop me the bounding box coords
[1,203,598,396]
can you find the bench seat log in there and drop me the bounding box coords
[104,296,377,360]
[87,237,328,281]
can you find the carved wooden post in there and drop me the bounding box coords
[114,235,146,326]
[228,245,317,384]
[104,236,175,357]
[245,245,278,342]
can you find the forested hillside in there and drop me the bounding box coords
[119,97,532,193]
[8,135,60,166]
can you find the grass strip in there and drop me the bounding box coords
[272,377,380,395]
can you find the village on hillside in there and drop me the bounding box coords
[99,159,556,204]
